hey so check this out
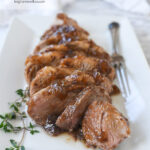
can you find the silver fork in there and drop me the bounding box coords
[109,22,130,98]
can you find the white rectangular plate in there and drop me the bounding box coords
[0,13,150,150]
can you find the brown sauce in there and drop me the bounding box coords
[44,115,64,136]
[111,85,120,96]
[43,115,85,141]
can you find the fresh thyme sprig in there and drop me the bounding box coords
[0,113,22,133]
[27,122,39,135]
[0,88,39,150]
[5,139,25,150]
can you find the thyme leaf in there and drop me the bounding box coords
[16,89,24,98]
[5,139,25,150]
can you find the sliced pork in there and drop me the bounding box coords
[82,100,130,150]
[25,13,130,150]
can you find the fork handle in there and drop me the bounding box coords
[109,22,120,54]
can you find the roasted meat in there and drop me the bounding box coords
[56,86,111,131]
[25,51,64,83]
[82,100,130,150]
[25,13,130,150]
[28,84,77,125]
[28,71,97,125]
[30,66,74,95]
[56,87,94,131]
[60,55,114,80]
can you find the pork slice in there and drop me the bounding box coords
[25,51,64,83]
[41,23,88,42]
[56,86,111,131]
[25,51,63,66]
[82,100,130,150]
[35,40,89,55]
[60,63,113,94]
[67,40,110,60]
[57,13,89,37]
[60,56,99,72]
[60,55,115,81]
[66,40,111,61]
[34,32,85,53]
[40,24,65,41]
[89,40,110,60]
[56,87,93,131]
[30,66,73,95]
[64,70,95,85]
[34,36,63,53]
[66,40,108,59]
[40,13,89,43]
[34,44,68,54]
[39,24,88,51]
[28,83,78,126]
[66,40,90,52]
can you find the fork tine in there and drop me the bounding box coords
[116,66,127,98]
[120,64,130,97]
